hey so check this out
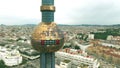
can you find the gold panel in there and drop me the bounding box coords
[31,22,64,52]
[41,5,55,11]
[32,22,62,40]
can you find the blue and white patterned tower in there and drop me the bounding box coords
[42,0,54,22]
[31,0,64,68]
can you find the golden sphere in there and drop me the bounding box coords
[31,22,64,53]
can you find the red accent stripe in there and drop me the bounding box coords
[41,40,45,45]
[56,40,60,45]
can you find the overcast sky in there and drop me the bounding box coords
[0,0,120,25]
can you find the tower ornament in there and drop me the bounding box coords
[31,0,64,68]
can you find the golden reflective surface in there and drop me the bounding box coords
[31,22,64,52]
[32,22,63,40]
[41,5,55,11]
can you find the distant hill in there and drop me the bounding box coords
[112,24,120,26]
[1,23,120,26]
[23,24,36,26]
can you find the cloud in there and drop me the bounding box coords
[0,16,40,25]
[56,0,120,25]
[0,0,120,25]
[0,0,41,19]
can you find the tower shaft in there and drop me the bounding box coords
[40,0,55,68]
[41,0,55,23]
[40,53,55,68]
[31,0,64,68]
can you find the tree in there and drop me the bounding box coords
[75,45,80,50]
[0,60,8,68]
[63,46,70,49]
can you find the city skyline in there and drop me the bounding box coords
[0,0,120,25]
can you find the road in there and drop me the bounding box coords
[74,41,92,51]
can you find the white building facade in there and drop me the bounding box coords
[88,34,94,40]
[56,51,100,68]
[60,60,71,68]
[0,46,22,66]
